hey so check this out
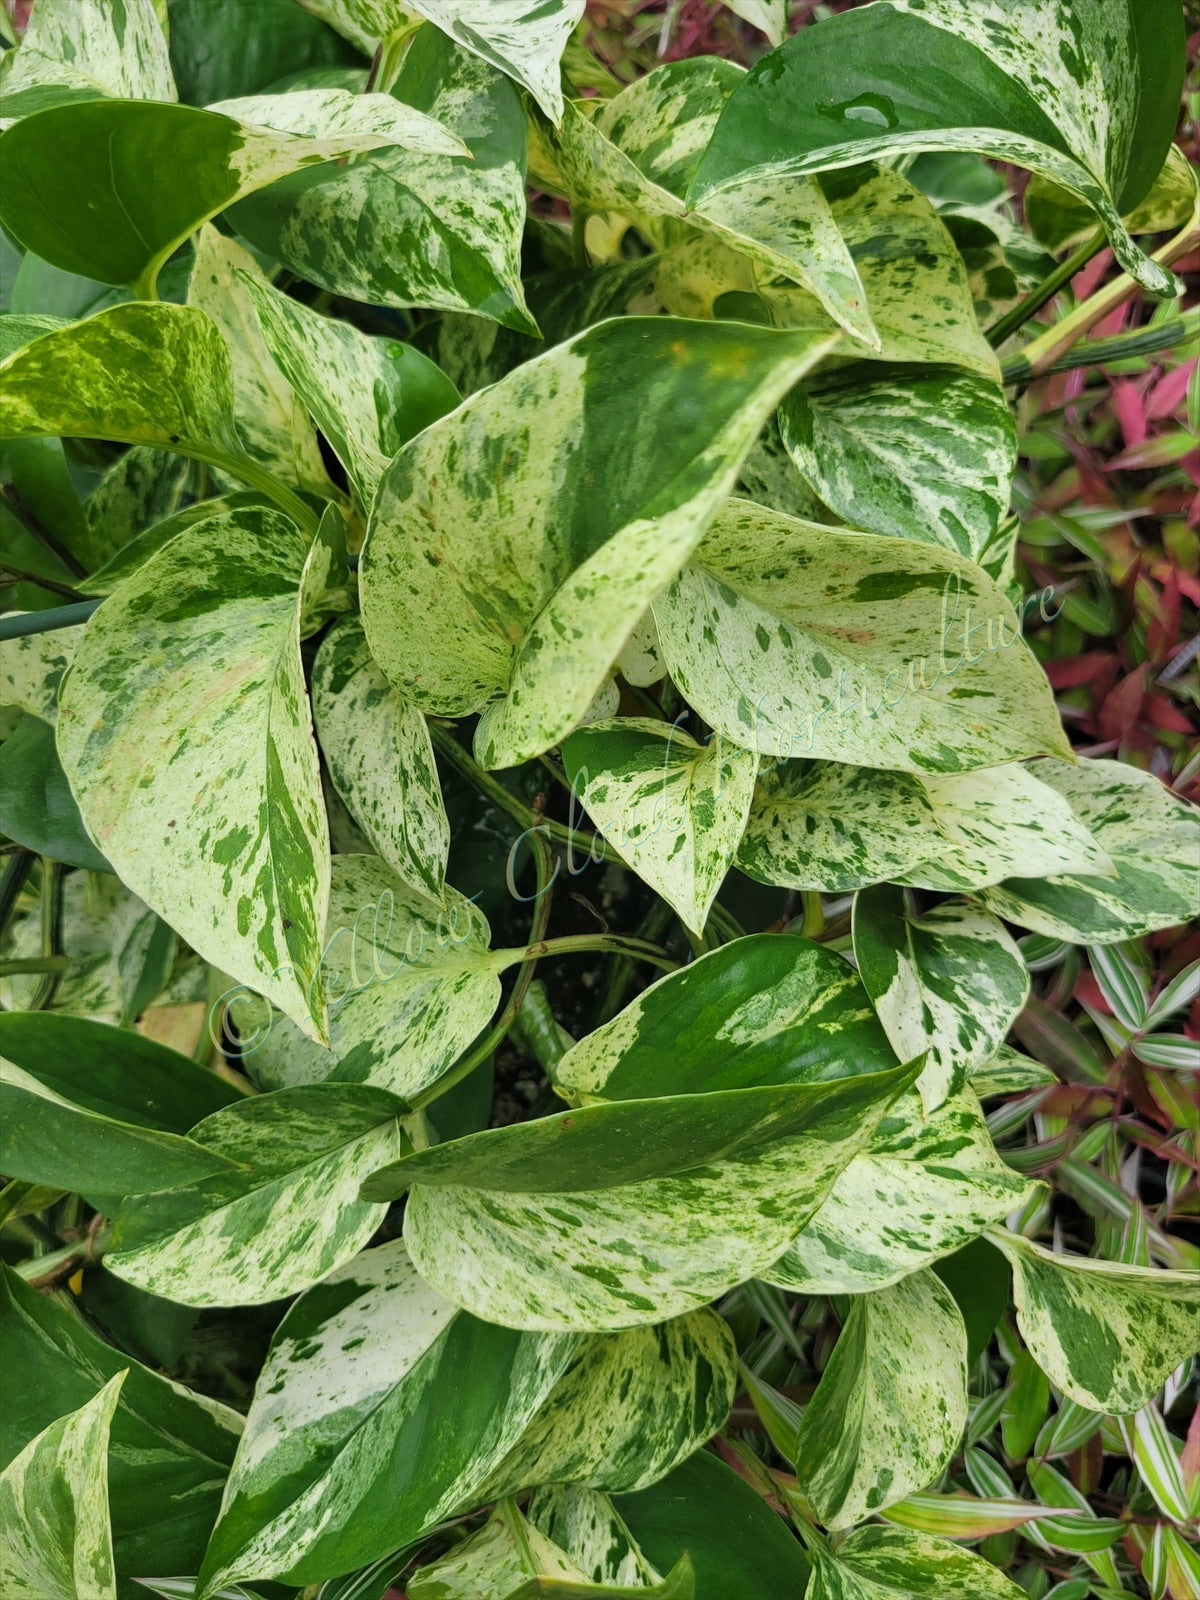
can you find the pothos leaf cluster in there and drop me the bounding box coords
[0,1,1198,1598]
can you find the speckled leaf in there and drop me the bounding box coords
[0,622,81,723]
[765,1086,1034,1294]
[527,1486,665,1589]
[197,1239,581,1592]
[0,93,462,294]
[0,0,174,122]
[809,1525,1028,1600]
[788,1271,967,1529]
[57,505,334,1039]
[407,1506,591,1598]
[899,763,1113,892]
[987,1230,1200,1414]
[231,854,505,1103]
[653,500,1071,777]
[206,86,464,158]
[561,718,756,935]
[361,320,838,771]
[229,29,536,332]
[312,623,450,898]
[1027,143,1199,252]
[0,1372,124,1600]
[107,1083,404,1307]
[737,761,947,892]
[239,274,460,510]
[367,1057,916,1330]
[853,889,1029,1111]
[689,0,1186,299]
[187,229,332,500]
[979,758,1200,943]
[778,367,1015,560]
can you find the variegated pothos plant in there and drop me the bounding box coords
[0,1,1197,1597]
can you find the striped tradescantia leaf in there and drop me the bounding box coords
[188,228,333,501]
[106,1084,405,1307]
[227,854,505,1102]
[0,1371,124,1600]
[561,718,756,935]
[809,1525,1028,1600]
[239,274,460,511]
[736,761,947,893]
[988,1229,1200,1413]
[361,320,838,771]
[1120,1406,1192,1525]
[653,500,1071,777]
[0,92,460,295]
[881,1491,1082,1542]
[689,0,1186,300]
[57,505,336,1039]
[979,758,1200,944]
[528,1485,670,1588]
[784,1271,968,1529]
[313,624,450,901]
[229,29,537,332]
[853,889,1030,1111]
[898,764,1114,893]
[0,0,174,121]
[765,1086,1033,1295]
[778,366,1015,561]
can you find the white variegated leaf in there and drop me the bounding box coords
[361,320,838,770]
[562,717,756,935]
[0,0,174,120]
[766,1087,1034,1294]
[853,889,1030,1111]
[722,0,786,45]
[654,500,1071,777]
[526,1485,664,1588]
[408,1508,591,1598]
[0,1371,124,1600]
[979,758,1200,944]
[810,1525,1029,1600]
[0,621,81,723]
[789,1271,968,1529]
[968,1045,1057,1098]
[988,1229,1200,1413]
[207,87,466,158]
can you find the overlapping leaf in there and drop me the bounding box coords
[0,0,175,121]
[529,1485,670,1589]
[809,1525,1027,1600]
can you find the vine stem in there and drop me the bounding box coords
[504,933,680,973]
[1001,309,1198,386]
[986,229,1106,349]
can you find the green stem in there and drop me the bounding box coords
[985,229,1106,349]
[0,955,68,977]
[508,979,574,1074]
[205,451,322,538]
[0,568,89,601]
[1002,308,1198,386]
[505,933,679,973]
[0,849,34,941]
[15,1228,111,1285]
[0,601,102,642]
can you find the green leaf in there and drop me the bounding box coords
[0,1265,242,1585]
[229,28,536,332]
[0,91,462,294]
[689,0,1186,299]
[57,504,335,1040]
[1027,142,1199,250]
[765,1086,1033,1294]
[361,321,838,770]
[1001,1349,1050,1461]
[0,0,174,120]
[968,1045,1056,1097]
[987,1229,1200,1414]
[898,763,1114,892]
[106,1082,404,1307]
[979,758,1200,943]
[167,0,363,106]
[787,1270,968,1529]
[778,366,1015,561]
[809,1524,1027,1600]
[239,274,459,512]
[653,500,1071,777]
[0,711,111,870]
[0,1371,124,1600]
[561,718,756,935]
[736,761,947,893]
[853,889,1030,1110]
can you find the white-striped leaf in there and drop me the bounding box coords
[988,1229,1200,1413]
[313,622,450,901]
[899,764,1114,892]
[1144,960,1200,1031]
[0,0,174,120]
[979,758,1200,944]
[853,889,1030,1111]
[1120,1406,1192,1525]
[1088,942,1149,1032]
[0,1372,124,1600]
[57,505,336,1039]
[689,0,1185,300]
[1131,1035,1199,1072]
[810,1525,1027,1600]
[786,1271,968,1530]
[229,29,536,332]
[653,500,1071,777]
[361,321,837,771]
[765,1086,1033,1294]
[778,367,1015,561]
[106,1084,405,1306]
[880,1492,1074,1541]
[736,761,947,892]
[239,273,460,510]
[561,717,756,935]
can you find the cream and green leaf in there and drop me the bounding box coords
[809,1525,1029,1600]
[0,0,174,120]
